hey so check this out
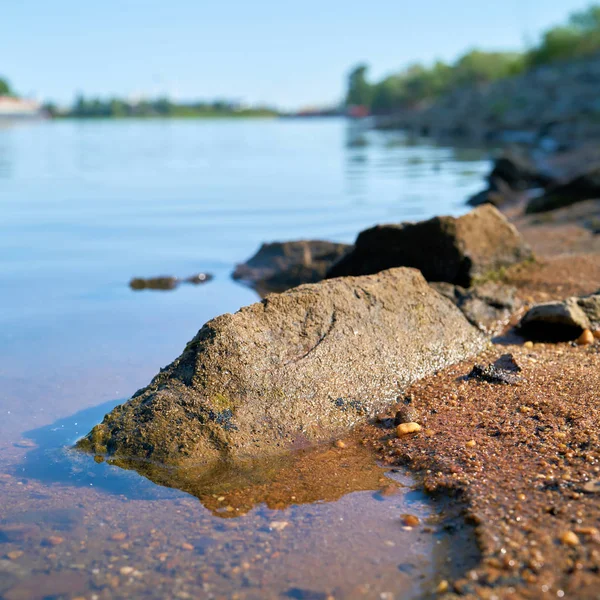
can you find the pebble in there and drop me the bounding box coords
[394,406,419,425]
[436,580,449,593]
[6,551,23,560]
[560,531,580,546]
[334,440,346,449]
[466,440,476,448]
[269,521,289,532]
[524,341,534,349]
[400,514,420,527]
[583,479,600,493]
[576,330,594,346]
[13,440,36,448]
[593,329,600,339]
[181,543,194,551]
[110,532,127,541]
[396,422,421,436]
[45,536,65,547]
[119,566,134,576]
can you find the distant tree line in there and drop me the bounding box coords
[347,4,600,114]
[45,95,278,119]
[0,77,13,96]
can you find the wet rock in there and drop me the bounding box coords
[78,268,486,464]
[466,177,519,208]
[326,205,533,287]
[232,240,350,296]
[430,281,520,334]
[129,273,213,291]
[487,153,552,192]
[396,423,421,436]
[520,292,600,341]
[394,406,419,426]
[467,353,522,385]
[526,166,600,214]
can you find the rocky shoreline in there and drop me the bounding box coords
[77,148,600,597]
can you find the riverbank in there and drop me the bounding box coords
[358,198,600,598]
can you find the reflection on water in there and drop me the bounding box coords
[0,118,487,598]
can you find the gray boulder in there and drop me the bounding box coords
[78,268,486,465]
[233,240,350,296]
[520,292,600,340]
[326,205,533,287]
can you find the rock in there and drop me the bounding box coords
[526,166,600,214]
[396,422,421,436]
[430,281,520,334]
[77,268,486,464]
[129,273,213,291]
[394,406,419,425]
[466,177,517,208]
[488,153,552,192]
[576,329,594,346]
[233,240,351,296]
[466,354,522,385]
[520,292,600,340]
[559,531,580,546]
[326,205,533,288]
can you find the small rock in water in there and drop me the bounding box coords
[119,566,134,576]
[394,406,419,425]
[44,536,64,547]
[577,329,594,346]
[396,422,421,436]
[13,440,36,449]
[400,514,420,527]
[185,273,213,285]
[583,479,600,493]
[6,551,23,560]
[269,521,289,532]
[130,276,179,291]
[436,580,449,593]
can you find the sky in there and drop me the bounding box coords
[3,0,596,109]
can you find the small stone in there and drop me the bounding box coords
[181,543,194,551]
[45,536,64,546]
[574,526,599,536]
[110,532,127,541]
[119,566,134,576]
[394,406,419,425]
[436,580,449,593]
[269,521,289,532]
[593,329,600,339]
[524,341,534,348]
[13,439,36,448]
[576,330,594,346]
[560,531,580,546]
[400,514,420,527]
[334,440,346,449]
[396,422,421,436]
[466,440,476,448]
[6,551,24,560]
[583,479,600,493]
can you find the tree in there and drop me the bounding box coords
[346,64,373,107]
[0,77,12,96]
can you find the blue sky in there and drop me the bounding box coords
[4,0,595,108]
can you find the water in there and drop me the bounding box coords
[0,118,486,599]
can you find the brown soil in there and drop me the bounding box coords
[362,205,600,598]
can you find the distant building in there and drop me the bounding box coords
[0,96,43,119]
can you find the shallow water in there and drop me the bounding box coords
[0,118,487,598]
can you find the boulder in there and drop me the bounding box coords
[520,292,600,340]
[232,240,350,296]
[78,268,486,465]
[488,153,552,191]
[526,167,600,214]
[326,205,533,287]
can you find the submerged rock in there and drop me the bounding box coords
[232,240,350,296]
[467,353,522,385]
[431,281,520,334]
[129,273,213,291]
[520,291,600,340]
[326,205,533,287]
[78,268,486,464]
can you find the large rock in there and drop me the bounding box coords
[326,205,533,287]
[233,240,350,296]
[526,167,600,214]
[78,268,486,465]
[520,291,600,340]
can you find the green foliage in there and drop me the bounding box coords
[348,4,600,114]
[63,95,278,119]
[0,77,12,96]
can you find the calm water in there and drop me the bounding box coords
[0,118,486,599]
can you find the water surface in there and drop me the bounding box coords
[0,118,486,598]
